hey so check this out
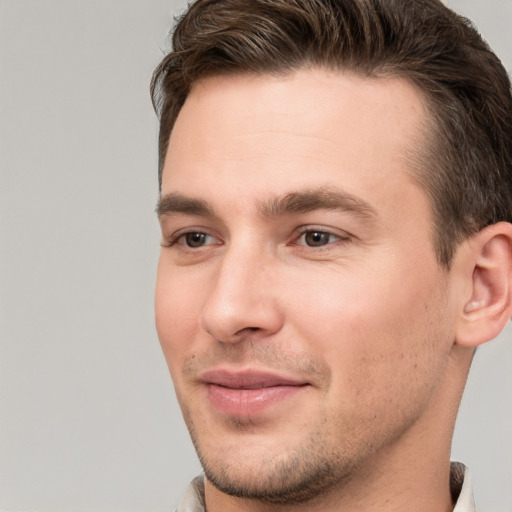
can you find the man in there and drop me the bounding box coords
[151,0,512,510]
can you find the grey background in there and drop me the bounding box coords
[0,1,510,511]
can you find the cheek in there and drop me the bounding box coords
[289,262,449,391]
[154,261,203,371]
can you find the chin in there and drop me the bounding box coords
[196,436,357,506]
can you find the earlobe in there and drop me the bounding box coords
[455,222,512,348]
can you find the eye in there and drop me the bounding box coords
[297,230,341,247]
[165,231,220,248]
[183,232,211,248]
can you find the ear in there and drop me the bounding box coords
[455,222,512,348]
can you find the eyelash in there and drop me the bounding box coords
[292,226,351,252]
[293,228,348,248]
[162,227,350,250]
[162,230,220,249]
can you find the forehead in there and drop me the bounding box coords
[162,68,429,215]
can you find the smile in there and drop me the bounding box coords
[200,369,310,417]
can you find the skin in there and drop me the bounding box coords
[155,69,482,511]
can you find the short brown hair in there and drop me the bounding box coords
[151,0,512,266]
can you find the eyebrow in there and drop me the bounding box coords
[156,187,378,221]
[259,187,379,221]
[156,193,214,217]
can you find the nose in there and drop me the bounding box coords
[200,246,284,343]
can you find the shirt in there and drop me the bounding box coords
[175,462,476,512]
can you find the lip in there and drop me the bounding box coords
[200,369,310,417]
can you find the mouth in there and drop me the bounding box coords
[199,369,310,417]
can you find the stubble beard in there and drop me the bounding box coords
[183,394,435,507]
[187,420,369,506]
[203,455,349,505]
[179,348,358,504]
[176,332,448,506]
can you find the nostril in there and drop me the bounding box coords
[235,326,259,335]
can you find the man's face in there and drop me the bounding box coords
[156,69,459,503]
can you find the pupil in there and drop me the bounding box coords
[306,231,328,246]
[186,233,206,247]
